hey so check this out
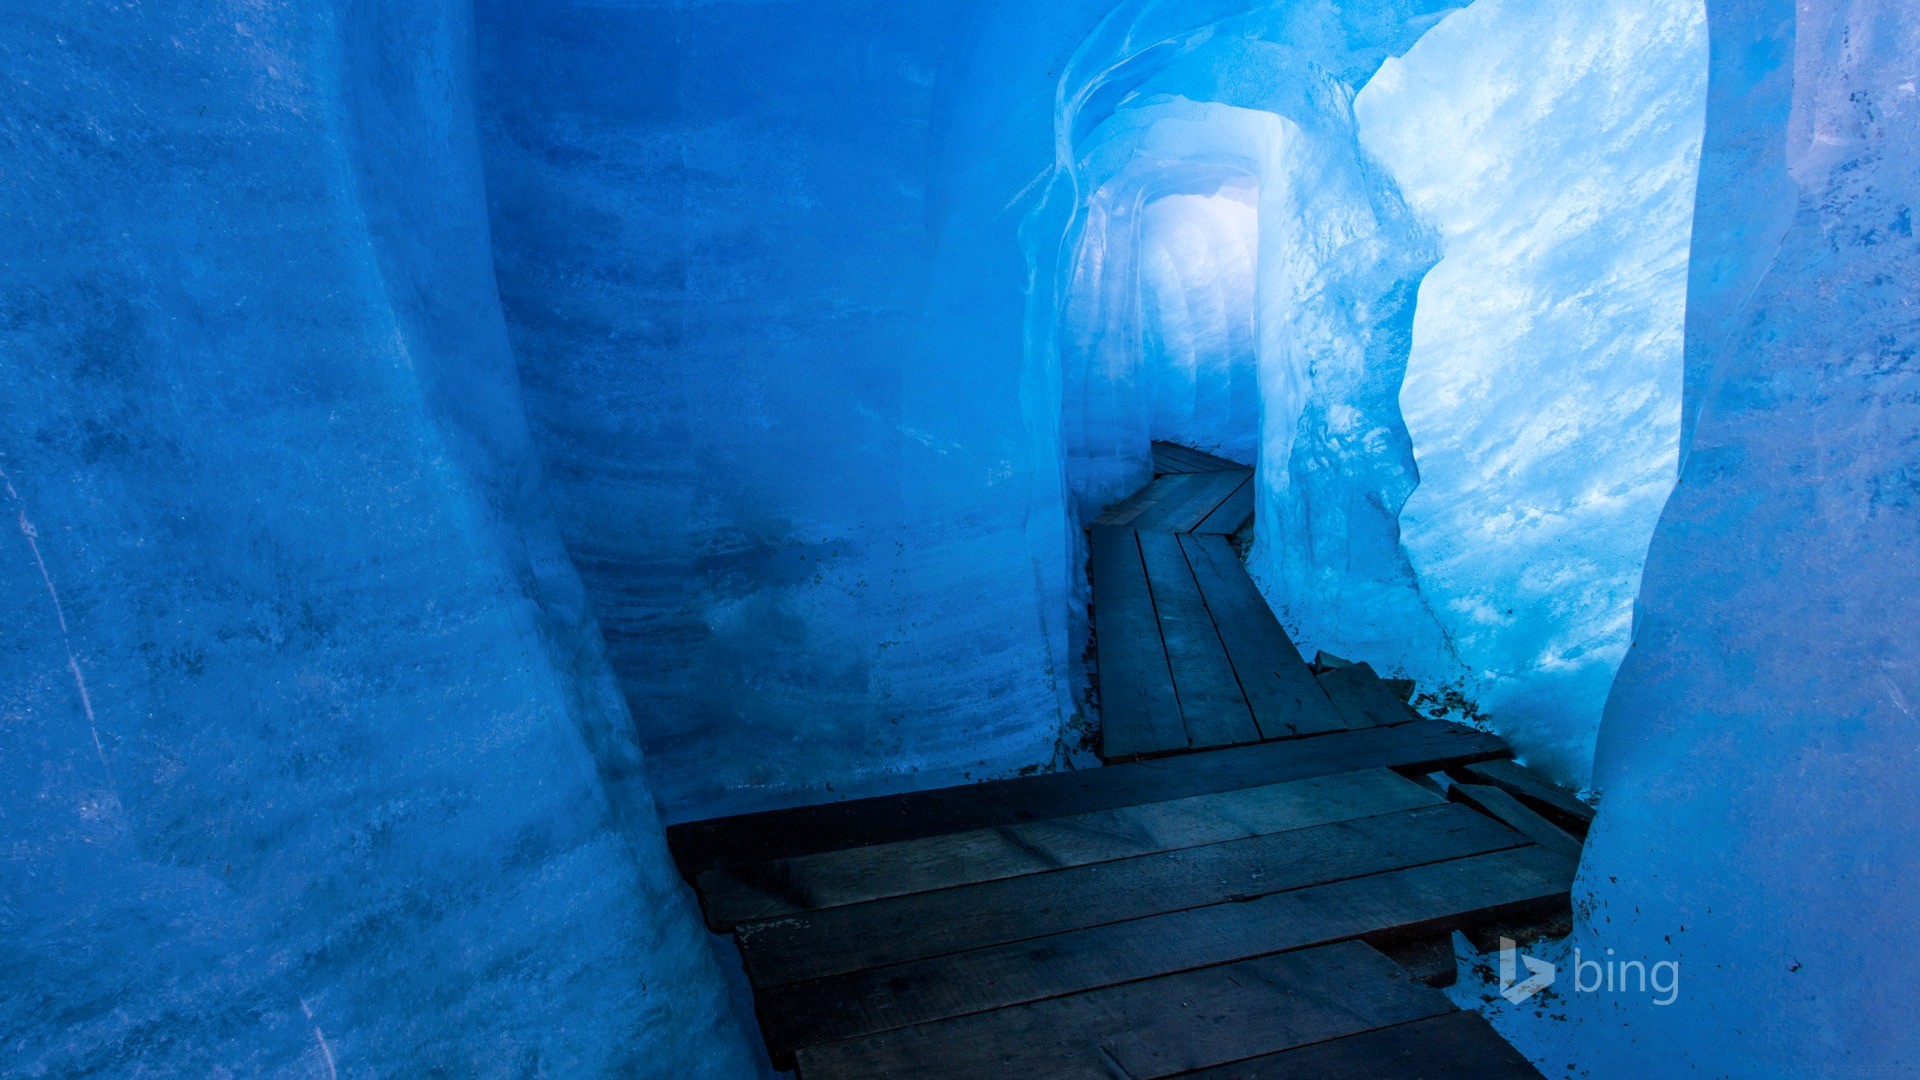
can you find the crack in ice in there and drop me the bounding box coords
[1,464,116,795]
[301,999,339,1080]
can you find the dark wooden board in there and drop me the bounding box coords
[1316,662,1423,731]
[1152,448,1199,476]
[1450,783,1585,862]
[1376,934,1460,987]
[703,769,1436,932]
[1179,534,1347,740]
[734,771,1445,982]
[1454,759,1596,832]
[1095,474,1190,527]
[1177,1010,1544,1079]
[1153,441,1246,473]
[1136,470,1249,532]
[1096,473,1210,527]
[793,941,1454,1080]
[1090,526,1188,760]
[667,720,1512,876]
[755,817,1566,1049]
[1135,530,1259,751]
[1193,477,1256,535]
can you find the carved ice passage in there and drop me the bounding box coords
[1051,0,1707,786]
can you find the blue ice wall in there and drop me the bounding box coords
[474,1,1091,819]
[1548,0,1920,1072]
[0,3,755,1074]
[1353,0,1707,784]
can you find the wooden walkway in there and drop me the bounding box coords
[668,443,1590,1078]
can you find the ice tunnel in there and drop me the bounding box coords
[5,0,1918,1076]
[1043,0,1706,787]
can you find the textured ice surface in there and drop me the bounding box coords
[1550,1,1920,1073]
[1354,0,1707,784]
[0,3,755,1075]
[475,0,1076,819]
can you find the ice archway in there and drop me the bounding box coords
[1037,0,1706,788]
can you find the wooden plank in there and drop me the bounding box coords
[1154,441,1245,472]
[733,770,1444,980]
[1450,783,1584,862]
[1135,530,1259,751]
[1177,1010,1544,1079]
[1454,759,1596,833]
[702,769,1437,932]
[1180,534,1347,740]
[1134,470,1248,531]
[1376,934,1460,987]
[1093,483,1165,525]
[1167,471,1254,533]
[1090,526,1187,760]
[755,817,1566,1049]
[1316,662,1422,731]
[1096,473,1209,527]
[1151,448,1197,476]
[793,942,1454,1080]
[1152,441,1225,470]
[667,720,1511,876]
[1193,476,1255,535]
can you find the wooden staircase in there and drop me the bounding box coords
[667,442,1591,1078]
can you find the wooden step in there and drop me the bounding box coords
[1176,1010,1543,1079]
[702,768,1436,932]
[1094,473,1210,528]
[1317,661,1424,731]
[754,826,1570,1050]
[1450,782,1585,862]
[667,720,1512,876]
[793,941,1460,1080]
[1134,469,1251,532]
[730,770,1444,979]
[1151,441,1245,473]
[1451,758,1595,835]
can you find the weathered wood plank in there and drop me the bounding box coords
[793,942,1454,1080]
[702,769,1436,932]
[1094,482,1166,524]
[755,815,1564,1049]
[1450,783,1585,862]
[1151,442,1223,469]
[1453,759,1596,833]
[1192,476,1256,535]
[732,770,1444,979]
[1134,530,1259,751]
[666,720,1511,876]
[1177,1010,1544,1079]
[1153,441,1245,472]
[1097,473,1209,527]
[1090,526,1186,760]
[1179,534,1347,740]
[1152,448,1198,476]
[1136,470,1249,532]
[1316,662,1423,731]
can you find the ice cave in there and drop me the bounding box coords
[4,0,1916,1076]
